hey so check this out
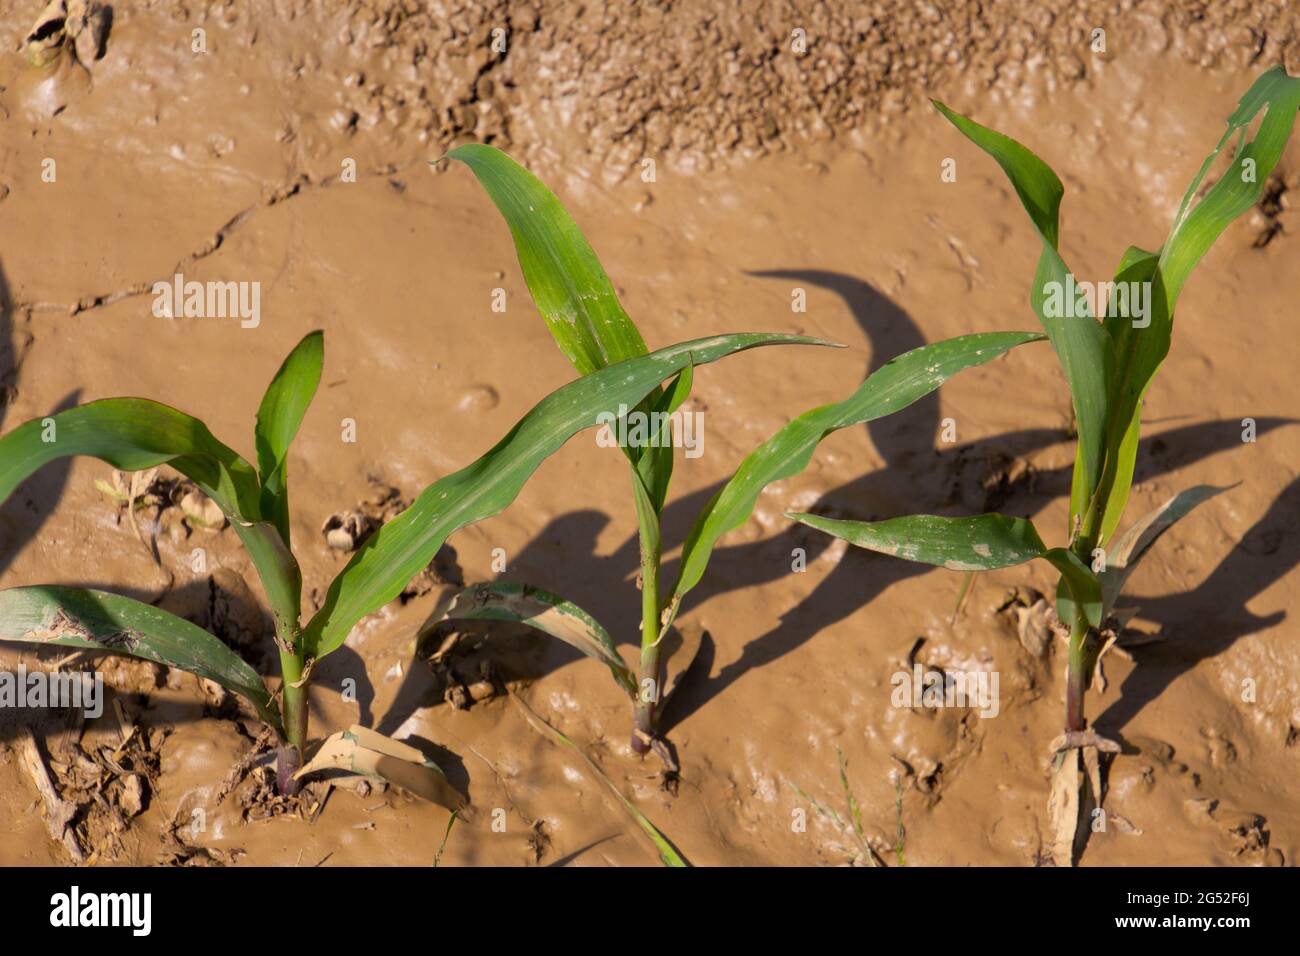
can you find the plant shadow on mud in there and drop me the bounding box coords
[0,260,75,581]
[1094,472,1299,739]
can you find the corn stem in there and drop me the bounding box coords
[631,530,662,753]
[274,617,308,795]
[1065,609,1089,733]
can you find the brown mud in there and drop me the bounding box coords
[0,1,1297,866]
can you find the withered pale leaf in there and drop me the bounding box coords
[295,725,464,812]
[1048,749,1081,867]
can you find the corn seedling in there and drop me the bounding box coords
[788,67,1300,862]
[430,145,1043,755]
[0,327,823,805]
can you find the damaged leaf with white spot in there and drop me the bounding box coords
[294,725,464,812]
[0,585,280,730]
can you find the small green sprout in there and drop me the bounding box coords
[432,810,458,868]
[793,748,900,867]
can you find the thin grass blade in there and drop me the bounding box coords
[433,810,459,867]
[511,691,688,867]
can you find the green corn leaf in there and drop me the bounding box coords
[1097,410,1142,546]
[1100,245,1162,346]
[628,453,663,606]
[1087,69,1300,545]
[254,331,324,547]
[449,145,717,533]
[1099,484,1232,612]
[303,332,836,659]
[1085,243,1159,543]
[1081,246,1159,545]
[625,370,694,632]
[425,582,636,697]
[449,140,708,605]
[786,511,1103,630]
[933,100,1112,523]
[661,331,1045,628]
[0,398,262,516]
[1067,442,1087,542]
[639,364,693,513]
[0,399,304,636]
[0,586,280,731]
[1159,67,1300,303]
[444,143,650,375]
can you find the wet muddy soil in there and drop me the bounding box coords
[0,1,1297,866]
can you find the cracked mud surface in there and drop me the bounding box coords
[0,1,1298,866]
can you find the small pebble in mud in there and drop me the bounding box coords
[322,511,373,551]
[330,109,360,133]
[457,384,500,413]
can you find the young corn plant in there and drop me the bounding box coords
[429,145,1044,756]
[0,326,827,801]
[788,67,1300,862]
